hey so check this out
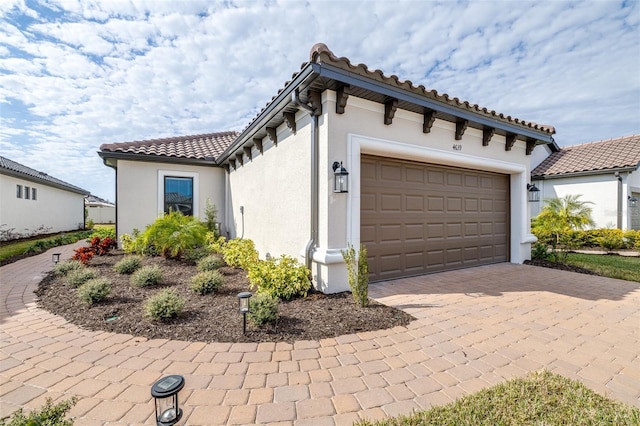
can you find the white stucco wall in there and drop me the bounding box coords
[313,91,538,292]
[226,117,311,261]
[115,160,225,239]
[532,169,639,230]
[0,174,85,238]
[86,204,116,224]
[530,143,554,169]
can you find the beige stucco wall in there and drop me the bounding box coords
[86,204,116,224]
[115,160,225,239]
[0,174,85,238]
[226,117,311,261]
[531,169,639,230]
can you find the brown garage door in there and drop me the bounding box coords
[361,155,510,281]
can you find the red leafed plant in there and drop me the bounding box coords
[73,237,117,264]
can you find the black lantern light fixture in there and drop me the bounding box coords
[52,253,61,264]
[151,375,185,426]
[629,195,639,208]
[332,161,349,193]
[527,183,540,203]
[238,292,252,334]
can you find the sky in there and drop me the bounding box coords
[1,0,639,202]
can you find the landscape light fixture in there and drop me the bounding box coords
[629,195,638,208]
[332,161,349,193]
[151,375,185,426]
[238,292,252,334]
[52,253,61,264]
[527,183,540,203]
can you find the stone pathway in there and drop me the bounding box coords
[1,244,639,425]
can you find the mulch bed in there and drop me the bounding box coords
[524,258,600,276]
[35,251,414,343]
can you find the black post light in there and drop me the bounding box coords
[151,375,185,426]
[629,195,638,208]
[527,183,540,203]
[332,161,349,193]
[238,292,252,334]
[52,253,61,264]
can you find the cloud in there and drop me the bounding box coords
[0,0,638,202]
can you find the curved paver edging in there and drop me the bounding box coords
[1,244,639,425]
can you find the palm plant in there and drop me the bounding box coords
[532,194,595,263]
[143,211,207,259]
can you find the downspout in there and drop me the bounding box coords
[291,89,319,270]
[616,172,623,229]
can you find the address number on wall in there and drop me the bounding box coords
[452,144,462,151]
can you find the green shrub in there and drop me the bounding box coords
[623,229,639,250]
[144,289,185,320]
[197,255,225,272]
[531,242,551,260]
[139,211,208,259]
[78,278,111,305]
[183,246,211,264]
[190,270,224,295]
[223,238,259,269]
[66,267,98,288]
[248,293,279,326]
[85,218,95,229]
[120,229,150,254]
[247,255,311,300]
[53,259,84,276]
[204,199,219,236]
[207,234,227,254]
[0,396,77,426]
[89,227,116,240]
[341,243,369,307]
[130,265,163,287]
[597,228,624,252]
[113,256,142,274]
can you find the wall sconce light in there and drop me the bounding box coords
[332,161,349,193]
[527,183,540,203]
[238,292,252,334]
[52,253,61,264]
[629,195,639,208]
[151,375,185,426]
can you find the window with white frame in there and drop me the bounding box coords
[158,170,199,217]
[24,186,30,199]
[16,185,22,198]
[31,188,37,200]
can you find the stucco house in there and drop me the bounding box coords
[531,135,640,230]
[99,43,555,293]
[85,195,116,224]
[0,156,89,240]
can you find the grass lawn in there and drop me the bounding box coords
[355,370,639,426]
[566,252,640,282]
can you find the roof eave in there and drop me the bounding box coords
[532,165,639,180]
[98,151,219,167]
[0,169,90,195]
[314,62,554,143]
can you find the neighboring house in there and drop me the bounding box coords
[85,195,116,224]
[0,156,89,240]
[531,135,640,230]
[99,43,555,293]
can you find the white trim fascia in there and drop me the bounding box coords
[157,170,200,218]
[345,133,534,259]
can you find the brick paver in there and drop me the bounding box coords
[1,244,639,424]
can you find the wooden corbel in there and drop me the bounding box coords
[505,133,517,151]
[526,138,536,155]
[253,138,263,155]
[236,153,243,167]
[223,164,230,173]
[384,98,398,125]
[423,108,436,133]
[229,159,236,170]
[455,120,468,140]
[283,112,296,134]
[308,90,322,116]
[266,127,277,146]
[244,146,252,161]
[483,127,495,146]
[336,85,350,114]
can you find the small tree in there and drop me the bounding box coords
[341,243,369,307]
[204,199,219,237]
[532,194,595,263]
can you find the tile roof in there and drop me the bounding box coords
[532,134,640,178]
[237,43,555,140]
[99,131,239,162]
[0,156,90,195]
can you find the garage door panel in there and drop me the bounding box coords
[362,155,510,281]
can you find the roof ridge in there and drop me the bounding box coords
[561,134,640,150]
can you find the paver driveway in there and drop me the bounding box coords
[1,244,639,425]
